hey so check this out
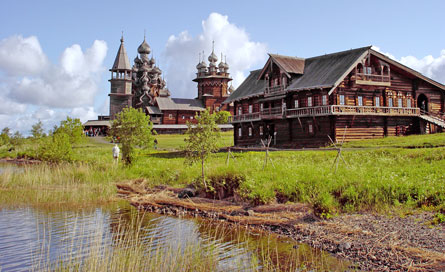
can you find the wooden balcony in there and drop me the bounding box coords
[286,106,332,118]
[264,85,286,97]
[331,105,419,116]
[261,107,284,119]
[229,105,420,123]
[229,112,261,123]
[355,73,391,86]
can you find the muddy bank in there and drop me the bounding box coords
[0,158,41,165]
[117,181,445,271]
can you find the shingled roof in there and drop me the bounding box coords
[224,69,265,103]
[156,97,205,111]
[225,46,371,103]
[288,46,370,91]
[111,38,131,70]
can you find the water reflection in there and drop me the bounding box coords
[0,204,350,271]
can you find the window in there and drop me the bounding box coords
[259,126,263,136]
[407,99,412,108]
[260,103,263,111]
[182,115,185,119]
[322,95,327,106]
[248,127,252,137]
[358,96,363,106]
[339,95,345,105]
[238,127,242,137]
[364,67,372,75]
[308,123,313,134]
[169,114,173,119]
[388,98,393,107]
[238,107,242,115]
[375,96,380,107]
[294,99,299,108]
[398,98,403,107]
[307,96,313,107]
[248,105,253,113]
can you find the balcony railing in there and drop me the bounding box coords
[264,85,286,97]
[286,106,331,117]
[229,105,421,123]
[355,73,391,86]
[229,112,261,123]
[331,105,419,116]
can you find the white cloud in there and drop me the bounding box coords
[0,35,49,76]
[372,46,445,84]
[162,12,268,98]
[0,35,107,134]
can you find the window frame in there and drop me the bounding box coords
[322,95,327,106]
[339,94,345,105]
[294,99,299,108]
[248,104,253,114]
[238,127,242,137]
[307,96,313,107]
[375,96,380,107]
[248,127,252,137]
[358,96,363,106]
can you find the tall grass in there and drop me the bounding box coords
[2,133,445,214]
[31,210,350,272]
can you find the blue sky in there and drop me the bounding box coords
[1,0,444,133]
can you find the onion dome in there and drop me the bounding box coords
[228,84,235,93]
[209,61,216,68]
[149,56,155,66]
[134,55,141,64]
[196,61,205,69]
[208,51,218,63]
[153,66,162,74]
[137,38,151,54]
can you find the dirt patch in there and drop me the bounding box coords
[117,181,445,271]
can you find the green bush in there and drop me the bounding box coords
[36,133,73,163]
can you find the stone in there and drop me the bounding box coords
[178,188,196,198]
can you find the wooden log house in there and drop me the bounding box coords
[224,46,445,147]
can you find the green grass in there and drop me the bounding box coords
[1,132,445,215]
[154,131,233,151]
[339,133,445,148]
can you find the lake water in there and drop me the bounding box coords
[0,203,352,271]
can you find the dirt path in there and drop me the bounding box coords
[117,181,445,271]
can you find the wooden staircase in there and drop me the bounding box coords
[419,110,445,129]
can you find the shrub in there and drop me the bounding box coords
[36,133,73,163]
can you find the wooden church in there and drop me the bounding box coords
[224,46,445,147]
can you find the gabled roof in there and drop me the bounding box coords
[111,39,131,71]
[258,54,305,79]
[224,69,265,103]
[155,97,205,111]
[288,46,371,93]
[146,106,162,115]
[370,49,445,91]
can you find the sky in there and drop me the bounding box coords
[1,0,444,135]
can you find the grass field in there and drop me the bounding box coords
[1,132,445,216]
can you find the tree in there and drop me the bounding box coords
[109,107,154,165]
[54,116,84,144]
[214,111,231,124]
[0,127,11,146]
[31,120,45,139]
[183,109,221,188]
[36,132,73,163]
[10,131,24,146]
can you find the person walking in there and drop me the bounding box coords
[112,144,120,164]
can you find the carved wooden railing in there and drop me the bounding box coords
[331,105,419,116]
[264,85,286,97]
[229,112,261,123]
[355,73,390,83]
[286,106,331,117]
[261,107,283,117]
[229,105,422,123]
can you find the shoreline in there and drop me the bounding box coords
[118,182,445,271]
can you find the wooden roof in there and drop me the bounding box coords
[258,54,305,79]
[155,97,205,111]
